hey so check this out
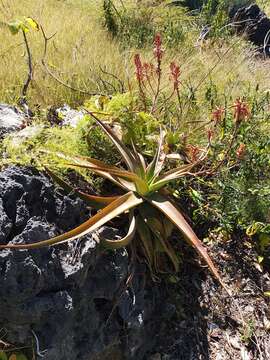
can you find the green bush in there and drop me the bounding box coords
[102,1,193,49]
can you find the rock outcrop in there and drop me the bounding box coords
[0,104,26,139]
[233,4,270,54]
[0,166,161,360]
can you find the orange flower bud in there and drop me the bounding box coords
[236,143,246,159]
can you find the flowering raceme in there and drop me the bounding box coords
[233,99,250,123]
[236,143,246,159]
[187,144,201,162]
[170,62,181,91]
[153,33,163,63]
[211,106,225,124]
[134,53,143,82]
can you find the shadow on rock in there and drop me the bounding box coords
[233,4,270,55]
[149,241,210,360]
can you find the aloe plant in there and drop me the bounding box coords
[0,113,227,290]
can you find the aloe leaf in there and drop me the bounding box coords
[101,211,136,249]
[68,162,149,193]
[45,167,119,209]
[146,128,165,181]
[67,163,140,182]
[157,163,195,181]
[85,111,137,171]
[139,204,179,272]
[136,214,154,266]
[138,152,147,172]
[130,139,146,175]
[62,152,148,193]
[0,192,143,250]
[53,152,129,190]
[146,192,228,292]
[63,153,124,172]
[149,163,196,192]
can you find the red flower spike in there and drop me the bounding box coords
[187,145,200,162]
[211,106,225,124]
[170,62,181,91]
[236,143,246,159]
[134,54,143,82]
[142,62,154,80]
[233,99,250,123]
[153,33,164,62]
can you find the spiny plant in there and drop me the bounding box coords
[0,113,227,291]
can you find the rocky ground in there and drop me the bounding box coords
[0,164,269,360]
[150,234,270,360]
[0,166,165,360]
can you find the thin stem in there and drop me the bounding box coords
[40,25,103,97]
[151,59,161,113]
[208,123,239,176]
[138,79,147,111]
[176,86,183,116]
[18,30,33,116]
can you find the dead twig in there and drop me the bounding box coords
[40,25,103,97]
[99,65,125,93]
[18,30,34,117]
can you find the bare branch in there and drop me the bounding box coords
[99,65,125,93]
[40,25,104,97]
[18,30,34,117]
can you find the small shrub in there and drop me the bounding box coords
[103,0,118,37]
[102,1,193,49]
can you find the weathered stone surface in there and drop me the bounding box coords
[7,125,44,147]
[0,166,160,360]
[47,104,85,127]
[0,104,26,139]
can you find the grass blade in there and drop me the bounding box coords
[86,111,137,171]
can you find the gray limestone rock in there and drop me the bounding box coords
[0,104,26,139]
[0,166,160,360]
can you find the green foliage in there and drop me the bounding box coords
[0,352,7,360]
[102,2,193,49]
[216,123,270,230]
[84,93,159,153]
[1,118,92,181]
[103,0,118,37]
[184,0,251,39]
[8,17,39,35]
[174,90,270,265]
[0,352,28,360]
